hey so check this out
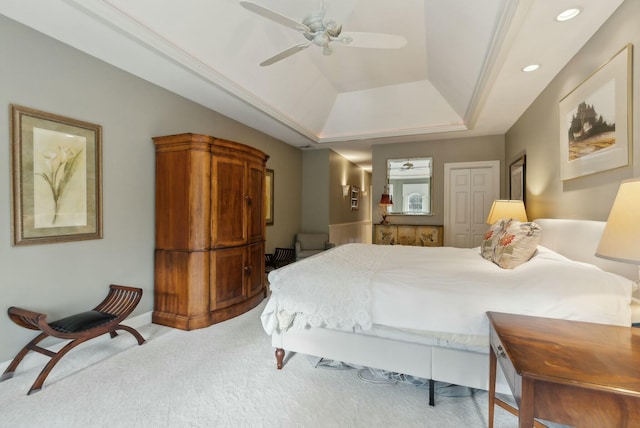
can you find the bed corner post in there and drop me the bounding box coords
[275,348,285,369]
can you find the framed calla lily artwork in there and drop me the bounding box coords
[11,105,102,245]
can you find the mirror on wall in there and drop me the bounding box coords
[385,157,433,215]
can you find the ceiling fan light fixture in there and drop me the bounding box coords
[324,19,337,31]
[401,162,414,170]
[556,8,581,22]
[313,33,330,47]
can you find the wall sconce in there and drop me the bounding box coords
[486,200,528,224]
[379,192,393,225]
[342,185,351,197]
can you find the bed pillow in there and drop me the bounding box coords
[492,221,542,269]
[481,219,507,260]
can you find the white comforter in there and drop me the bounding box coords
[261,243,633,338]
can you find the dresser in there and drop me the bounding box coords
[374,224,443,246]
[153,133,268,330]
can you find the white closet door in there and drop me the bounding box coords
[469,167,496,247]
[449,168,472,247]
[444,161,500,247]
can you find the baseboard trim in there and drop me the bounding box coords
[0,310,153,374]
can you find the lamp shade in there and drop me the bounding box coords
[379,193,393,206]
[596,178,640,264]
[486,200,528,224]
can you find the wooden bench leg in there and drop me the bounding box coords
[113,324,146,345]
[0,332,49,382]
[28,337,92,395]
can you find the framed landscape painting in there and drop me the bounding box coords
[559,44,632,181]
[11,105,103,245]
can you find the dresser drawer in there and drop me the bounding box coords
[490,326,522,405]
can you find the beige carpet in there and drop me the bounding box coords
[0,300,525,427]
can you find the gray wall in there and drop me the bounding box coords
[506,0,640,221]
[0,15,302,362]
[301,149,372,235]
[372,135,506,226]
[328,150,372,225]
[301,150,331,234]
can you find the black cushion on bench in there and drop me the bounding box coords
[49,310,117,334]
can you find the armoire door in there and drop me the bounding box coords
[211,155,247,248]
[210,246,246,310]
[246,242,264,297]
[247,160,265,243]
[444,161,500,247]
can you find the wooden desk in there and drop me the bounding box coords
[487,312,640,428]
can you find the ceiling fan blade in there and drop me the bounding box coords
[260,42,312,67]
[339,32,407,49]
[240,1,310,33]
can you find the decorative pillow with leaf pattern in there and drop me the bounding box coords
[493,221,542,269]
[481,219,507,260]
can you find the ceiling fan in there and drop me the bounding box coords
[240,1,407,66]
[388,159,430,171]
[401,161,414,170]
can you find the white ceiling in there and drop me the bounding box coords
[0,0,624,170]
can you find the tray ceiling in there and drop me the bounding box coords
[0,0,624,169]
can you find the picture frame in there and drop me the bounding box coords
[559,44,633,181]
[509,154,526,202]
[11,105,103,245]
[265,169,274,225]
[350,186,360,210]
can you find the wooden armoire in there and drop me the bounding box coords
[152,133,268,330]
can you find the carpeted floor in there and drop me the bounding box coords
[0,300,526,427]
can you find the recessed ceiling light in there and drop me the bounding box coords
[522,64,540,72]
[556,8,581,22]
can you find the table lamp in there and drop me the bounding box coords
[379,191,393,225]
[485,200,528,224]
[596,178,640,281]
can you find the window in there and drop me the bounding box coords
[407,193,423,212]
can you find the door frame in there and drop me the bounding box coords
[443,160,500,247]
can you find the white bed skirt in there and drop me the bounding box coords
[272,327,511,395]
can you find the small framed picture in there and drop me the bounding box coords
[509,154,526,202]
[265,169,274,225]
[350,186,360,210]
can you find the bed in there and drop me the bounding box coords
[260,219,638,404]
